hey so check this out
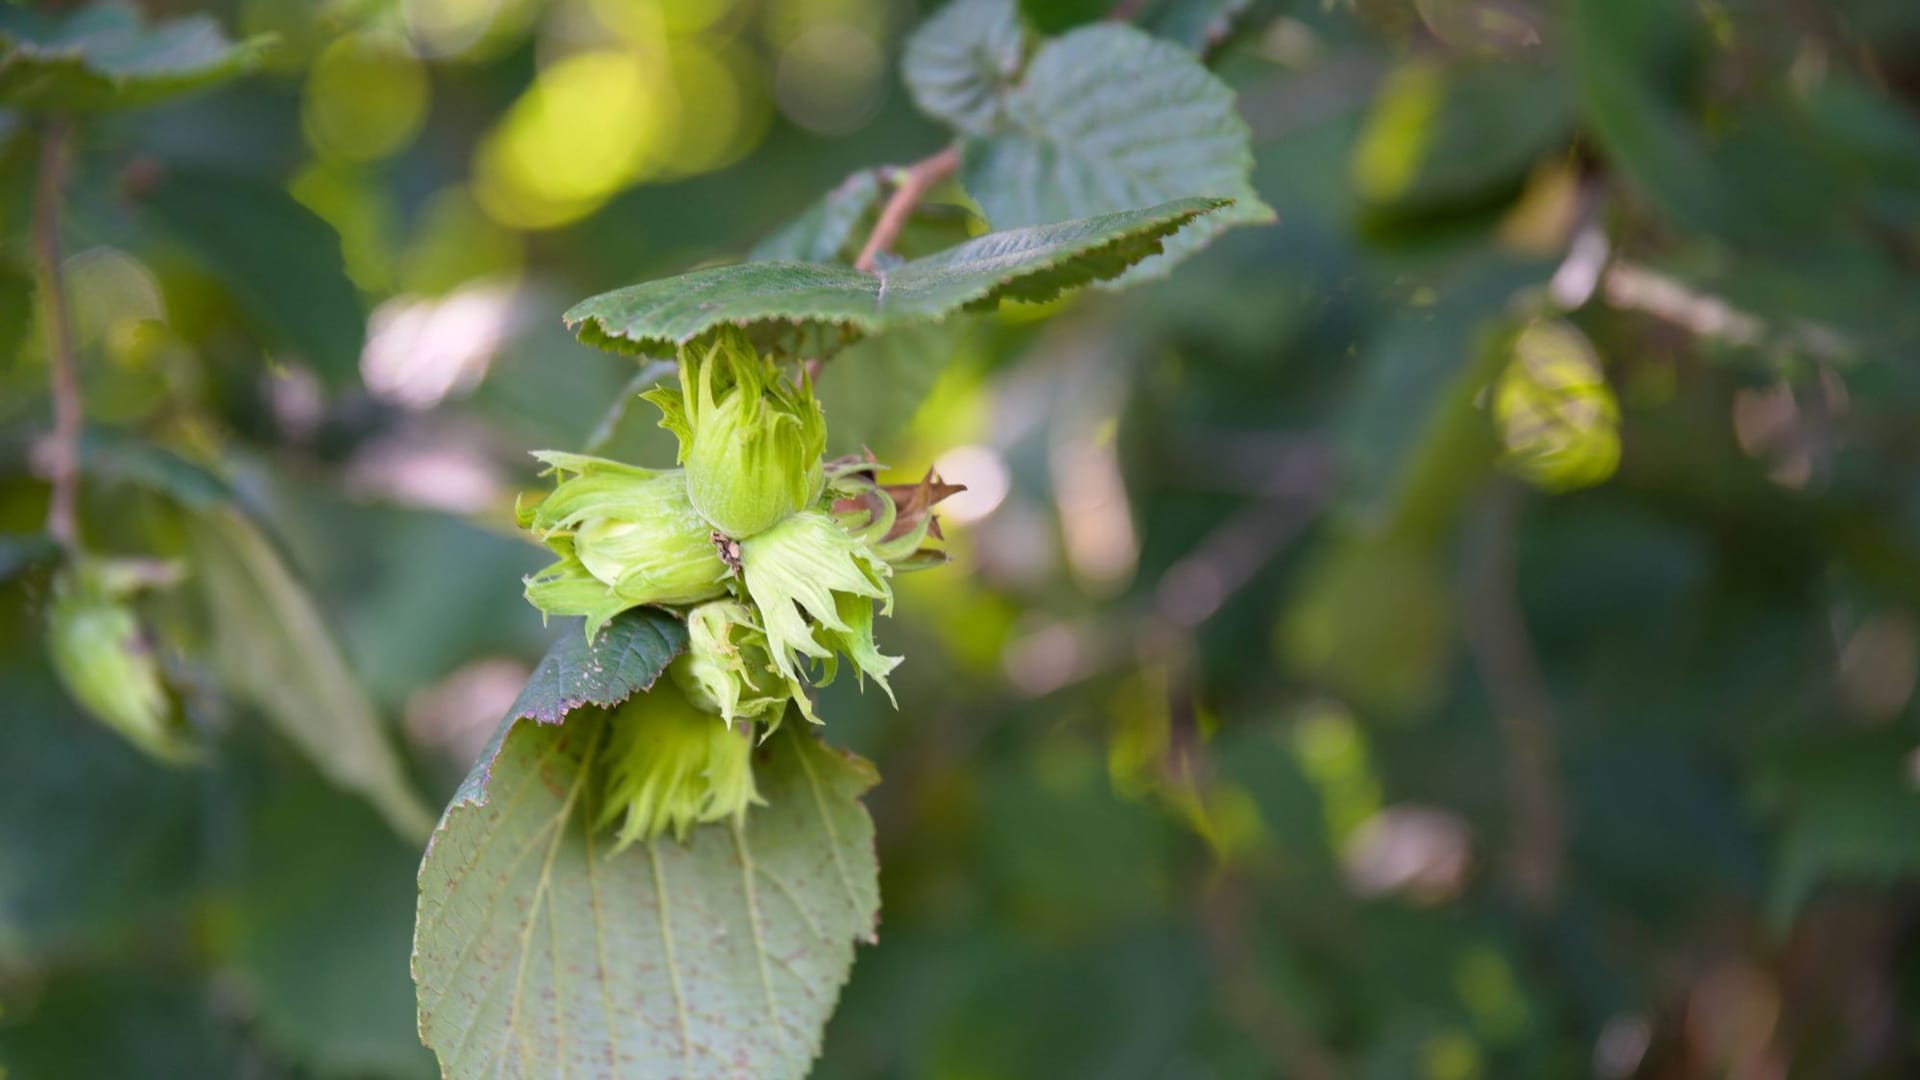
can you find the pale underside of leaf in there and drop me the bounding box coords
[413,715,880,1080]
[565,196,1226,357]
[960,23,1274,283]
[901,0,1027,136]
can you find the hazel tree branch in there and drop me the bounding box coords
[33,118,81,552]
[852,145,960,272]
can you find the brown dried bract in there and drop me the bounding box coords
[880,470,965,543]
[710,529,743,574]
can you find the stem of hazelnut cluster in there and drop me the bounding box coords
[852,145,960,272]
[33,117,81,552]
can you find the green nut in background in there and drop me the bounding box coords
[46,557,196,764]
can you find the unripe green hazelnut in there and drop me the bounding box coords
[644,332,827,539]
[598,685,762,848]
[669,599,814,728]
[737,510,893,690]
[518,452,730,638]
[46,560,197,764]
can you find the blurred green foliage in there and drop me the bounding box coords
[4,0,1920,1077]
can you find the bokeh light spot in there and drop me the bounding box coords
[404,0,537,58]
[1292,702,1383,848]
[65,248,165,351]
[403,186,525,296]
[932,444,1009,524]
[591,0,734,40]
[774,23,883,135]
[660,39,768,177]
[302,34,429,163]
[474,50,677,229]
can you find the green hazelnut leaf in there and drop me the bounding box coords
[0,2,272,112]
[80,428,234,508]
[959,24,1274,283]
[748,170,885,264]
[414,715,881,1080]
[1568,0,1727,240]
[1762,732,1920,928]
[1351,58,1575,216]
[902,0,1027,136]
[178,505,436,842]
[0,657,204,959]
[140,166,366,389]
[1137,0,1260,52]
[218,755,436,1079]
[566,196,1227,356]
[503,607,688,728]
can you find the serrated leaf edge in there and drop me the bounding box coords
[565,196,1230,356]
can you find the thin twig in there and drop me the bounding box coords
[33,117,81,552]
[1548,207,1849,361]
[1462,482,1564,910]
[852,145,959,272]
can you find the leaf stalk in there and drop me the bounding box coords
[852,145,961,272]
